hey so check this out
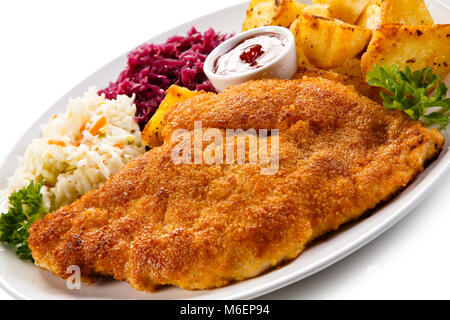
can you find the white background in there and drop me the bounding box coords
[0,0,449,299]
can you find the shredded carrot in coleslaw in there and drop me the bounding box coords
[88,116,107,135]
[48,140,66,147]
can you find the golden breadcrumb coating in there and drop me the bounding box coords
[29,78,444,291]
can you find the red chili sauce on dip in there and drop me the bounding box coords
[214,33,288,76]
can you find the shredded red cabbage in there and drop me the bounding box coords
[98,27,231,129]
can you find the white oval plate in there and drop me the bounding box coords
[0,0,449,300]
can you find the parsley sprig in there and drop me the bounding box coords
[0,181,47,261]
[366,64,450,129]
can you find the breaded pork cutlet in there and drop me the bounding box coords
[29,78,444,291]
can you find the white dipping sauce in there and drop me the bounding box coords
[214,33,288,76]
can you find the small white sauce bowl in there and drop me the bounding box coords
[204,26,298,92]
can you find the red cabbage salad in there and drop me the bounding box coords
[99,27,232,129]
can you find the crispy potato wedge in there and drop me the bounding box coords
[242,0,285,31]
[361,24,450,80]
[302,4,331,18]
[356,0,383,29]
[331,57,363,77]
[312,0,370,24]
[289,18,311,67]
[293,66,382,103]
[271,0,307,27]
[357,0,434,29]
[242,0,305,31]
[142,85,201,148]
[299,14,372,69]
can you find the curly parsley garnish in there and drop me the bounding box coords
[366,64,450,129]
[0,181,47,261]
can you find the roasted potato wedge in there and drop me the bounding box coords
[302,4,331,18]
[289,18,311,67]
[361,24,450,80]
[142,85,201,148]
[299,14,372,69]
[242,0,305,31]
[357,0,434,29]
[312,0,370,24]
[331,57,363,77]
[356,0,383,30]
